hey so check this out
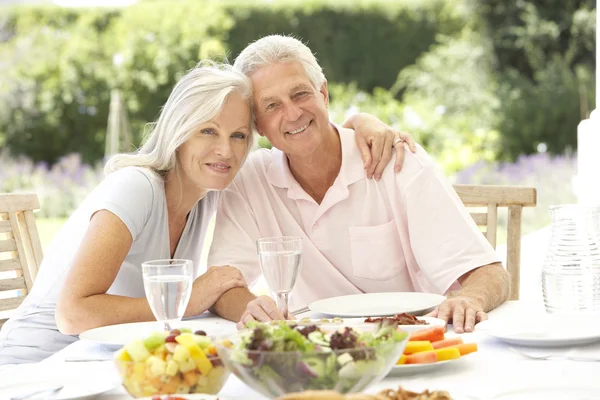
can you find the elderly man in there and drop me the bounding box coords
[208,35,510,333]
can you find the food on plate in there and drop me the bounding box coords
[395,329,477,365]
[277,390,386,399]
[216,320,408,396]
[276,386,454,399]
[430,338,463,349]
[378,387,453,399]
[114,328,229,398]
[403,341,434,354]
[408,327,445,342]
[364,313,428,326]
[151,396,186,400]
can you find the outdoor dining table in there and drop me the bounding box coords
[2,300,599,399]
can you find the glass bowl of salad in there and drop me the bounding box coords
[214,321,408,399]
[114,328,230,398]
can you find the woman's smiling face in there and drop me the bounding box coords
[176,91,251,195]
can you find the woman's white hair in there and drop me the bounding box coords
[233,35,326,89]
[104,61,254,176]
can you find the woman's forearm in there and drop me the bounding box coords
[56,292,206,335]
[56,294,154,335]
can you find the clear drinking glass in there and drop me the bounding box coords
[142,259,193,331]
[256,236,302,318]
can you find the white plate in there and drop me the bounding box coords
[299,316,446,332]
[491,386,600,399]
[80,318,236,348]
[0,380,116,400]
[389,357,465,376]
[475,315,600,348]
[309,292,445,317]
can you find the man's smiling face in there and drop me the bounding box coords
[250,61,330,157]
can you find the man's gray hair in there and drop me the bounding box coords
[233,35,326,89]
[104,61,254,176]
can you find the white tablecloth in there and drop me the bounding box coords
[2,301,600,399]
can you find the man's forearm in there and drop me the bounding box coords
[454,262,511,312]
[210,287,257,322]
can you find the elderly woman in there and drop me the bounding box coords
[0,62,413,365]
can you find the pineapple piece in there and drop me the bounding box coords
[175,333,198,351]
[141,385,158,396]
[175,335,213,375]
[165,360,179,376]
[173,345,191,363]
[125,339,151,362]
[133,362,146,382]
[196,375,208,388]
[146,356,167,377]
[116,348,132,362]
[192,349,213,376]
[175,383,191,394]
[179,358,196,373]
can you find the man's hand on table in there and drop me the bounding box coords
[427,295,487,334]
[236,295,290,329]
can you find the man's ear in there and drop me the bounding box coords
[319,80,329,108]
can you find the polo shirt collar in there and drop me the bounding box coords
[265,123,365,199]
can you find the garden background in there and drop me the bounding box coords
[0,0,596,255]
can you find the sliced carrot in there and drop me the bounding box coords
[409,327,445,343]
[404,341,434,354]
[450,343,478,355]
[434,347,461,361]
[404,350,438,364]
[431,337,464,349]
[396,354,407,365]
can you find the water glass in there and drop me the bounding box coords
[256,236,302,318]
[142,259,193,331]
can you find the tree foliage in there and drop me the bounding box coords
[0,0,595,166]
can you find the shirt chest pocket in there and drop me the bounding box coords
[349,219,404,281]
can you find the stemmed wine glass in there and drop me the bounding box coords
[142,259,193,331]
[256,236,302,318]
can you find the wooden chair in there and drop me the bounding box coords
[453,185,537,300]
[0,193,44,327]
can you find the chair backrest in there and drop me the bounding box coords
[453,184,537,300]
[0,193,44,326]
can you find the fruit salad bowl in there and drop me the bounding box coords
[114,329,230,398]
[215,321,408,399]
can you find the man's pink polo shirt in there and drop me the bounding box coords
[207,125,500,310]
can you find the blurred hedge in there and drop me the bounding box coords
[0,0,463,164]
[476,0,596,158]
[0,0,595,168]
